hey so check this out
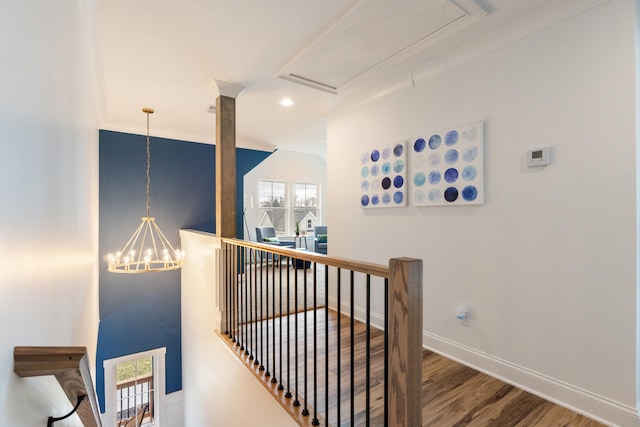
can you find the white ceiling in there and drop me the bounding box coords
[92,0,602,155]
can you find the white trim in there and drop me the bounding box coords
[102,348,167,427]
[423,332,640,427]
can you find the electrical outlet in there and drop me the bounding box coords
[456,306,470,326]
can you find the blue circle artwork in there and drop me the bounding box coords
[429,135,441,149]
[381,177,391,190]
[428,170,441,185]
[444,149,459,164]
[371,194,380,205]
[361,181,369,192]
[461,165,477,181]
[361,195,370,206]
[461,186,478,202]
[462,146,478,162]
[444,168,458,183]
[361,153,369,164]
[445,130,459,146]
[382,193,391,204]
[381,162,391,175]
[371,150,380,162]
[382,147,391,159]
[410,125,482,206]
[444,187,458,202]
[371,164,380,176]
[393,160,404,173]
[393,144,404,157]
[393,191,404,204]
[393,175,404,188]
[361,167,369,178]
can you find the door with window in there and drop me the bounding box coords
[104,348,165,427]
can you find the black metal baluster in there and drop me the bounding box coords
[231,245,242,344]
[278,259,284,390]
[302,261,309,416]
[228,243,233,337]
[366,274,371,426]
[232,245,237,343]
[238,247,242,351]
[325,266,330,425]
[257,252,263,367]
[350,270,355,426]
[337,268,342,426]
[249,252,255,361]
[384,278,389,427]
[245,249,251,356]
[293,261,300,407]
[271,259,277,383]
[264,251,269,374]
[285,264,292,399]
[225,243,230,335]
[236,246,241,346]
[312,263,319,425]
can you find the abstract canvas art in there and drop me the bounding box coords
[409,121,484,206]
[359,142,407,208]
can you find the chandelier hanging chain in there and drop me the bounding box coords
[145,108,152,218]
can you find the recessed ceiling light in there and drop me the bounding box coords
[279,98,294,107]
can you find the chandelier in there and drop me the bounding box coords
[106,108,184,273]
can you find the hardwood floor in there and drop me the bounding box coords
[224,308,604,426]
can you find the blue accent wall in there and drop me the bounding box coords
[97,130,271,411]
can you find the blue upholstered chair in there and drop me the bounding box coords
[255,226,294,263]
[314,226,328,254]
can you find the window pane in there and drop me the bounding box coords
[294,183,319,231]
[258,181,288,234]
[116,356,155,427]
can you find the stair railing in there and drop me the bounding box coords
[218,238,422,427]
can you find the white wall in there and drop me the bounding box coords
[328,1,638,425]
[0,0,99,426]
[180,230,297,427]
[244,150,328,241]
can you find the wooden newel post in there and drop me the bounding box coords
[388,257,423,427]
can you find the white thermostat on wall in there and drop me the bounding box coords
[526,147,550,167]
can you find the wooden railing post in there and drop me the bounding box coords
[388,258,422,427]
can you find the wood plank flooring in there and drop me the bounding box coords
[224,307,604,427]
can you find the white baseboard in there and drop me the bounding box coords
[423,331,639,427]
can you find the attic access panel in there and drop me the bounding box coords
[279,0,487,93]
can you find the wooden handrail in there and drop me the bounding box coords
[221,237,390,278]
[14,346,103,427]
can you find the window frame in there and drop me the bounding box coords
[258,180,288,235]
[293,182,320,233]
[103,348,166,427]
